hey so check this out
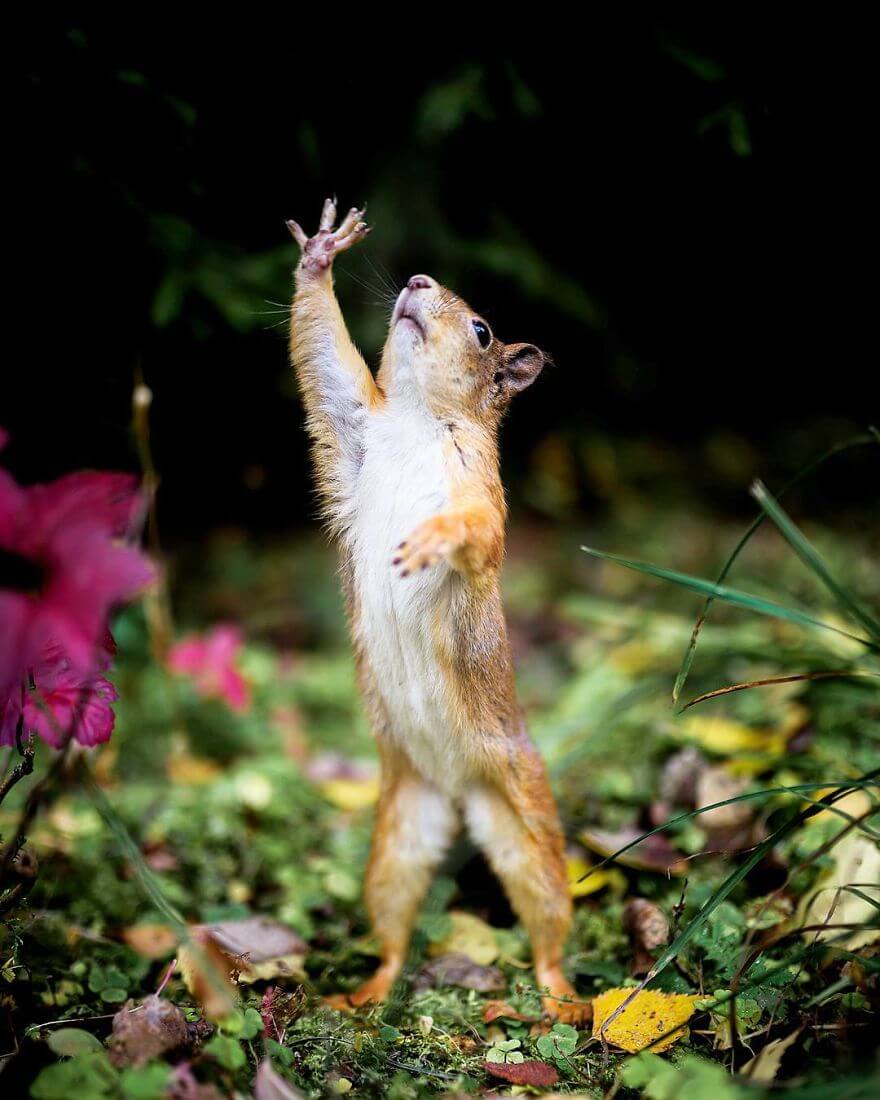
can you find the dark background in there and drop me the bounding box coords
[7,13,876,540]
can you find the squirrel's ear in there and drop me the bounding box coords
[499,343,547,397]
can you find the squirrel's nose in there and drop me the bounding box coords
[407,274,433,290]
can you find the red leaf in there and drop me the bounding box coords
[483,1060,559,1086]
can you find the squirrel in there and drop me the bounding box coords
[287,199,585,1023]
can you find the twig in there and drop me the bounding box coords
[0,731,35,808]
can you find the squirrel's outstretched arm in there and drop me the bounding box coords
[288,199,379,534]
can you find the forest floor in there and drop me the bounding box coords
[2,489,879,1098]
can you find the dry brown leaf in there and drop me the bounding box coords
[107,995,191,1068]
[579,827,687,875]
[122,923,179,960]
[483,1000,539,1023]
[739,1028,802,1083]
[623,898,669,975]
[426,910,499,965]
[178,928,238,1020]
[204,916,307,961]
[254,1058,307,1099]
[415,952,505,993]
[483,1060,559,1086]
[798,826,880,950]
[695,767,753,830]
[592,987,699,1053]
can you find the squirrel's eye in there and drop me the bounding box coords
[472,319,492,349]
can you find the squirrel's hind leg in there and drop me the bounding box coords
[349,749,459,1007]
[464,753,589,1025]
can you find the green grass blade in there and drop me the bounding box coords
[643,770,879,984]
[751,479,880,643]
[577,778,880,883]
[672,432,879,702]
[580,545,879,650]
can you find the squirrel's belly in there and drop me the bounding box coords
[350,424,466,788]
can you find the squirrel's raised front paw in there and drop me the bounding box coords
[392,515,464,578]
[286,197,370,274]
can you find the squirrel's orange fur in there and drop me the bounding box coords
[287,200,585,1022]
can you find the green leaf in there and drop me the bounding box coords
[240,1007,265,1040]
[378,1024,401,1042]
[46,1029,105,1057]
[751,479,880,644]
[580,545,878,650]
[120,1063,171,1100]
[205,1033,247,1070]
[536,1022,578,1061]
[100,987,129,1004]
[31,1052,118,1100]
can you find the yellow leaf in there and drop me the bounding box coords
[592,987,699,1053]
[427,910,499,966]
[166,747,222,786]
[677,704,808,765]
[320,777,380,811]
[678,716,770,754]
[566,855,624,898]
[237,953,307,984]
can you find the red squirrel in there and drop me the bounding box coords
[287,199,584,1022]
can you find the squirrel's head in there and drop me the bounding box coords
[379,275,547,421]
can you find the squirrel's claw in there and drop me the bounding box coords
[285,219,308,247]
[393,516,462,578]
[289,198,371,273]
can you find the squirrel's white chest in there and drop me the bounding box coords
[349,411,462,784]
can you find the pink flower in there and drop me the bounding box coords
[0,466,154,693]
[167,624,251,712]
[0,644,119,749]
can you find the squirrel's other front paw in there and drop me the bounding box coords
[286,197,370,274]
[393,515,464,578]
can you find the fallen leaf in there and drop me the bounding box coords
[415,952,505,992]
[184,916,308,988]
[255,1058,306,1099]
[579,827,687,875]
[623,898,669,975]
[320,777,380,811]
[483,1000,538,1023]
[107,995,191,1068]
[46,1029,104,1056]
[676,704,808,771]
[166,744,223,785]
[260,986,306,1039]
[592,987,699,1053]
[739,1028,802,1083]
[659,746,707,804]
[178,928,239,1020]
[483,1060,559,1086]
[566,853,624,897]
[798,827,880,949]
[122,923,178,960]
[204,916,308,962]
[306,754,379,810]
[694,767,753,830]
[426,910,499,966]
